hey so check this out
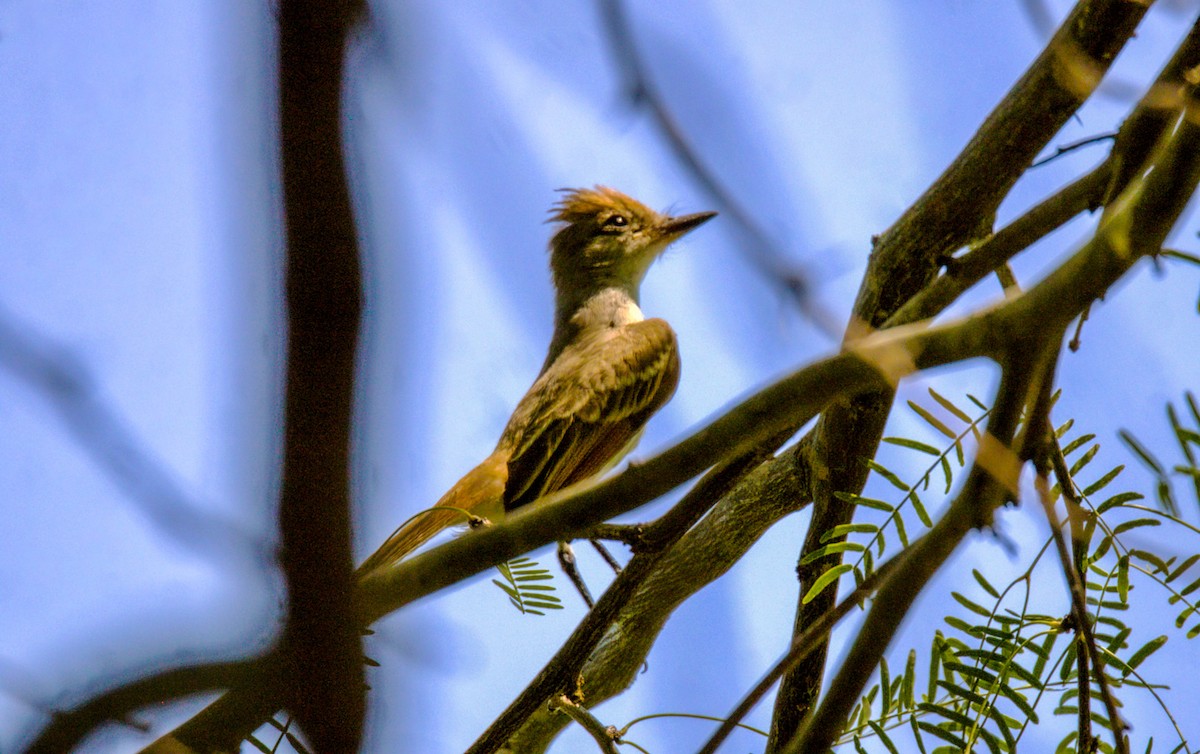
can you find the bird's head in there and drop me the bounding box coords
[548,186,716,294]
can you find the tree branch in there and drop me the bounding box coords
[596,0,837,334]
[0,304,257,562]
[25,660,262,754]
[781,337,1063,754]
[780,88,1200,754]
[465,443,775,754]
[1040,440,1130,754]
[275,0,366,751]
[770,1,1152,745]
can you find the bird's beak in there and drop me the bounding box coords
[660,210,717,238]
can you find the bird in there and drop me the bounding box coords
[356,187,716,578]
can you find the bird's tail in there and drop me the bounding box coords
[355,451,508,579]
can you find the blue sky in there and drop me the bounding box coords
[2,1,1199,752]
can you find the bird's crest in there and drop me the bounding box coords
[549,186,656,226]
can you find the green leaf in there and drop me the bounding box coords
[522,600,564,611]
[910,714,929,754]
[822,523,879,542]
[1070,444,1100,476]
[929,388,973,423]
[939,456,953,493]
[802,564,853,603]
[972,569,1001,598]
[1175,603,1196,628]
[1104,626,1133,654]
[880,656,892,716]
[1061,433,1097,457]
[491,579,520,600]
[1056,731,1079,754]
[1128,548,1168,574]
[868,721,900,754]
[1167,554,1200,583]
[951,592,993,618]
[1082,465,1124,496]
[1091,535,1113,562]
[800,541,867,564]
[851,495,897,512]
[980,709,1013,754]
[1112,518,1162,535]
[903,649,917,710]
[1125,635,1168,674]
[909,400,956,438]
[514,572,554,582]
[911,490,934,527]
[1117,555,1130,603]
[936,679,987,707]
[995,681,1039,723]
[1030,634,1056,685]
[1096,491,1144,513]
[927,634,944,702]
[868,459,912,491]
[943,661,998,686]
[1120,430,1166,475]
[884,436,942,455]
[894,512,909,548]
[944,615,974,636]
[916,719,969,750]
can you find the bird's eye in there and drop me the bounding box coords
[600,214,629,233]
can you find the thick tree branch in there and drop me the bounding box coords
[888,162,1111,328]
[275,1,366,751]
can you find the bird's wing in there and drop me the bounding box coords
[501,318,680,512]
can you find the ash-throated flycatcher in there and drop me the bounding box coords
[356,187,715,577]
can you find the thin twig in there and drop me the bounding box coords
[1031,132,1118,168]
[552,695,621,754]
[1068,303,1091,351]
[1041,443,1130,753]
[589,539,623,573]
[558,541,596,608]
[596,0,839,336]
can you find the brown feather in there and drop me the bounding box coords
[501,318,680,511]
[355,450,508,575]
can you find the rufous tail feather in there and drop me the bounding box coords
[356,451,508,578]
